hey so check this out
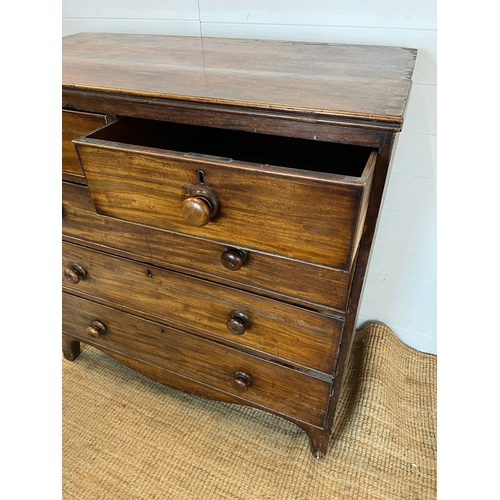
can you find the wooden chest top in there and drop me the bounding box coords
[62,33,416,129]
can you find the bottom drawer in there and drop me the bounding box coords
[62,292,332,427]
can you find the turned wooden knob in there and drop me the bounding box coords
[181,188,218,227]
[231,371,252,392]
[227,311,250,335]
[63,263,87,284]
[86,320,106,339]
[221,248,248,271]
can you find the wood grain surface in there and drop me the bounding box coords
[62,33,416,128]
[62,242,343,373]
[74,118,376,270]
[62,292,331,426]
[62,182,352,312]
[62,110,106,178]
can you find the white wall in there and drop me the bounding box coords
[62,1,437,354]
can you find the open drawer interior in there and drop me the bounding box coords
[87,117,374,177]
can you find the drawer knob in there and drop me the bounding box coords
[86,320,106,339]
[227,311,250,335]
[63,263,87,284]
[181,188,219,227]
[232,371,252,392]
[221,248,248,271]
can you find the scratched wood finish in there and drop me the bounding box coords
[62,110,106,178]
[62,182,352,312]
[62,242,343,373]
[62,293,331,426]
[62,33,416,129]
[74,118,376,270]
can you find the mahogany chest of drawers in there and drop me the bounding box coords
[62,33,416,458]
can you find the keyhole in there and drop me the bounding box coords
[196,169,205,185]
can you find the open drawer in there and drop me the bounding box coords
[73,117,376,270]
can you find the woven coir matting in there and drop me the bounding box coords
[62,322,436,500]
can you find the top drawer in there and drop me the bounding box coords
[73,117,376,270]
[62,110,107,179]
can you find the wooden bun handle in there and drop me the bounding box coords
[231,371,252,392]
[181,188,218,227]
[63,263,87,284]
[226,311,250,335]
[221,248,248,271]
[86,320,106,339]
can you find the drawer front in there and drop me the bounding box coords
[62,181,351,312]
[62,110,107,178]
[63,292,331,426]
[73,118,376,270]
[62,242,343,373]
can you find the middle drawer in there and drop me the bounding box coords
[62,242,343,374]
[62,181,352,312]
